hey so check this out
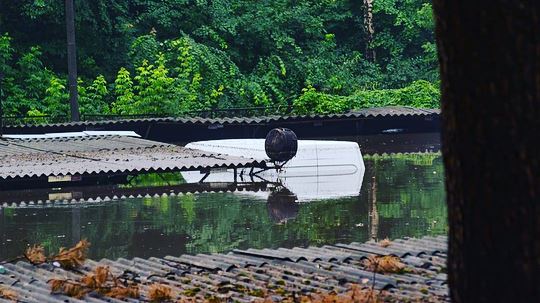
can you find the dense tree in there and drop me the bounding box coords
[0,0,439,118]
[434,1,540,302]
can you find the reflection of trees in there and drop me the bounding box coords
[0,153,447,260]
[367,153,447,239]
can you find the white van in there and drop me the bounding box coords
[182,139,365,202]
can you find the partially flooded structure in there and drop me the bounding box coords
[0,133,265,190]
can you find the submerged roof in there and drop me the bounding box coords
[0,235,448,302]
[0,135,264,180]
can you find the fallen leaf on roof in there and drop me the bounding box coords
[53,239,90,269]
[0,286,17,301]
[48,279,88,299]
[364,255,406,274]
[148,283,173,302]
[379,238,391,248]
[25,244,46,264]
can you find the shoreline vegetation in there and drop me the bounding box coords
[0,0,438,118]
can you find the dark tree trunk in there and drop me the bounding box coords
[433,1,540,302]
[65,0,80,122]
[363,0,375,61]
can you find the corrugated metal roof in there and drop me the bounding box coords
[0,136,264,180]
[0,183,271,208]
[0,236,448,302]
[4,106,440,129]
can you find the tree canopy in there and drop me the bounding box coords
[0,0,439,118]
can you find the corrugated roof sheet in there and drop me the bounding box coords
[0,236,448,302]
[0,136,264,180]
[4,106,440,129]
[0,183,271,208]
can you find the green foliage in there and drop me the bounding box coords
[0,33,13,105]
[293,80,440,114]
[1,0,440,118]
[79,75,110,115]
[131,56,176,114]
[129,34,160,68]
[372,0,438,86]
[112,68,134,114]
[122,172,186,188]
[0,34,12,70]
[1,44,55,116]
[293,86,349,115]
[351,80,440,109]
[43,76,69,117]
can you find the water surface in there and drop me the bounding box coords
[0,152,446,260]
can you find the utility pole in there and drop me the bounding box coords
[65,0,80,121]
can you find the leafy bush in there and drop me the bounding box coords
[292,86,349,115]
[351,80,440,109]
[293,80,440,115]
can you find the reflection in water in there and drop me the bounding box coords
[266,188,299,224]
[182,139,365,202]
[0,153,446,260]
[369,176,379,240]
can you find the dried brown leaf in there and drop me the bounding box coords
[80,274,97,289]
[379,238,391,248]
[63,282,88,299]
[286,285,380,303]
[148,283,173,302]
[95,266,109,285]
[25,244,46,264]
[364,255,406,274]
[105,285,140,299]
[49,279,66,293]
[49,265,141,301]
[0,286,17,301]
[81,266,110,289]
[49,279,88,299]
[53,239,90,269]
[348,285,379,303]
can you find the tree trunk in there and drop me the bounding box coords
[65,0,80,122]
[433,1,540,302]
[363,0,375,61]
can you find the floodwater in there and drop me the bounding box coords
[0,134,446,260]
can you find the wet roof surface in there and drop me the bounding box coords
[0,136,264,180]
[4,106,440,129]
[0,236,448,302]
